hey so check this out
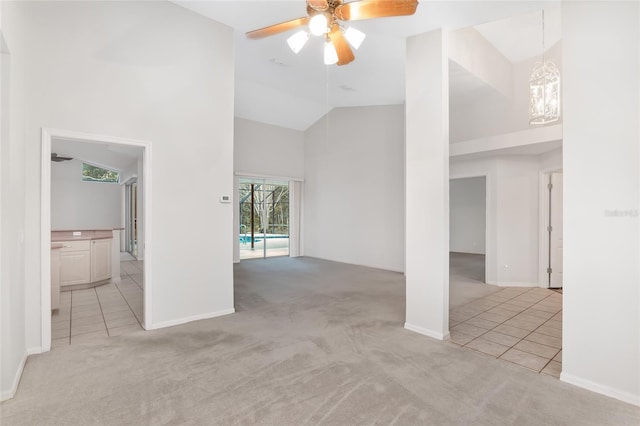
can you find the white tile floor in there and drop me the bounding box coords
[449,253,563,377]
[51,258,144,348]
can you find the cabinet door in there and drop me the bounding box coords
[60,251,91,286]
[91,239,112,282]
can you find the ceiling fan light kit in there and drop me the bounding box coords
[309,14,329,36]
[287,30,310,54]
[324,41,339,65]
[344,27,366,49]
[247,0,419,66]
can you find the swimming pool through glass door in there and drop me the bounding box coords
[239,179,289,260]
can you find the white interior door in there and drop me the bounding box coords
[549,172,563,288]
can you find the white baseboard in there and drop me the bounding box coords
[305,255,405,274]
[149,308,235,330]
[27,347,43,355]
[404,322,450,341]
[561,372,640,407]
[0,351,28,402]
[486,280,540,288]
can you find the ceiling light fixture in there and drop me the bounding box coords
[344,27,366,49]
[529,9,560,125]
[324,41,338,65]
[309,14,329,36]
[287,31,310,54]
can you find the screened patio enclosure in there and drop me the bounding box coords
[238,178,290,259]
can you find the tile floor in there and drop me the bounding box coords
[51,258,144,348]
[449,286,563,378]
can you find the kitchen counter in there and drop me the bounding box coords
[51,230,115,242]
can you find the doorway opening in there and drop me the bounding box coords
[238,178,290,260]
[41,129,152,352]
[448,176,495,309]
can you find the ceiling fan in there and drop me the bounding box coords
[246,0,419,66]
[51,153,73,162]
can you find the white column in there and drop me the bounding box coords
[404,29,450,340]
[562,1,640,405]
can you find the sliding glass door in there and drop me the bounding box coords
[125,180,138,258]
[239,178,289,260]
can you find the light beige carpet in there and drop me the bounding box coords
[1,257,638,425]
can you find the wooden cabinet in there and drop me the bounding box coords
[58,238,112,288]
[59,241,91,286]
[91,238,112,282]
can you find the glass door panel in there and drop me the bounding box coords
[264,182,289,258]
[125,180,138,258]
[238,178,289,260]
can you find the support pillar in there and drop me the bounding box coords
[404,29,450,340]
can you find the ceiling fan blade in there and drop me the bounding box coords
[334,0,418,21]
[328,25,355,66]
[246,17,310,39]
[307,0,329,11]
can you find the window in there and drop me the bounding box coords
[82,163,120,183]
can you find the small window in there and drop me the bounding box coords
[82,163,120,183]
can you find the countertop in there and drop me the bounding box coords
[51,230,115,242]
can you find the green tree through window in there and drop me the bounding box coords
[82,163,120,183]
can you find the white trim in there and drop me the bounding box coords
[41,128,153,347]
[304,255,405,274]
[41,130,52,351]
[404,323,450,341]
[235,171,304,182]
[486,280,540,288]
[0,351,27,401]
[148,308,235,330]
[27,347,43,355]
[538,168,563,288]
[450,125,563,158]
[561,372,640,407]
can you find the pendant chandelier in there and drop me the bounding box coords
[529,10,560,125]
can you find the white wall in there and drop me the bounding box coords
[304,105,405,272]
[450,177,486,254]
[51,159,122,230]
[449,28,513,98]
[10,0,234,365]
[495,156,540,285]
[562,1,640,405]
[450,41,562,143]
[1,0,28,401]
[234,118,304,179]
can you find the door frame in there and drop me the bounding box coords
[124,178,138,257]
[538,168,563,288]
[40,128,153,351]
[234,172,303,263]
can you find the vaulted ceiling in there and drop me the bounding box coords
[174,1,561,131]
